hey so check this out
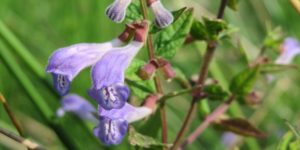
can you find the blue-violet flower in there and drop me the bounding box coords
[275,37,300,64]
[106,0,132,23]
[148,0,174,28]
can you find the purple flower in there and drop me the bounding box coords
[275,37,300,64]
[89,21,149,110]
[56,94,97,123]
[106,0,132,23]
[46,39,124,96]
[94,103,152,145]
[148,0,173,28]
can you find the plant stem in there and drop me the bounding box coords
[140,0,168,146]
[180,95,236,149]
[0,128,44,150]
[0,93,24,137]
[171,0,228,149]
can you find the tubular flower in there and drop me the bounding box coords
[106,0,132,23]
[148,0,174,28]
[56,94,97,123]
[46,26,134,96]
[55,93,154,145]
[275,37,300,64]
[89,21,149,110]
[94,103,153,145]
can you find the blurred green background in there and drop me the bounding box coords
[1,0,300,149]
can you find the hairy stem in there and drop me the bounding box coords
[171,0,228,149]
[140,0,168,146]
[180,95,236,149]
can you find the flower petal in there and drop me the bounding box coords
[88,83,130,110]
[93,117,128,145]
[46,39,123,95]
[150,0,173,28]
[99,103,152,123]
[90,41,143,109]
[276,37,300,64]
[106,0,132,23]
[57,94,97,123]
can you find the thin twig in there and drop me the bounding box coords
[159,85,202,103]
[0,93,24,136]
[171,0,228,149]
[180,95,236,149]
[139,0,168,147]
[0,128,44,150]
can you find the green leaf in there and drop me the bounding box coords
[203,84,228,101]
[154,8,194,59]
[227,0,240,11]
[190,20,208,41]
[203,17,227,41]
[263,26,284,50]
[126,59,155,99]
[190,17,228,41]
[128,126,172,148]
[218,118,266,138]
[229,66,260,96]
[125,0,143,23]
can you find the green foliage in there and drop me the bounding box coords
[190,17,228,41]
[218,118,266,138]
[125,0,143,23]
[261,64,298,74]
[128,126,171,148]
[203,84,228,101]
[154,8,194,59]
[277,131,294,150]
[126,59,155,99]
[229,66,260,96]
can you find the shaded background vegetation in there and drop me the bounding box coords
[0,0,300,149]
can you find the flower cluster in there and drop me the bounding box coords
[47,21,158,145]
[106,0,174,28]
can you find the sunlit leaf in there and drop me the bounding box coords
[227,0,240,11]
[277,131,294,150]
[125,0,143,23]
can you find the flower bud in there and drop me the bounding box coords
[106,0,132,23]
[157,58,176,81]
[139,60,158,80]
[148,0,173,28]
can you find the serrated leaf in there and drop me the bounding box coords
[203,84,228,101]
[227,0,240,11]
[126,59,155,99]
[154,8,194,59]
[263,26,284,49]
[229,66,260,96]
[218,118,266,138]
[125,0,143,23]
[128,126,172,148]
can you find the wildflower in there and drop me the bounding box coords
[275,37,300,64]
[89,21,149,110]
[148,0,174,28]
[94,94,158,145]
[46,25,134,96]
[55,93,156,145]
[56,94,98,123]
[106,0,132,23]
